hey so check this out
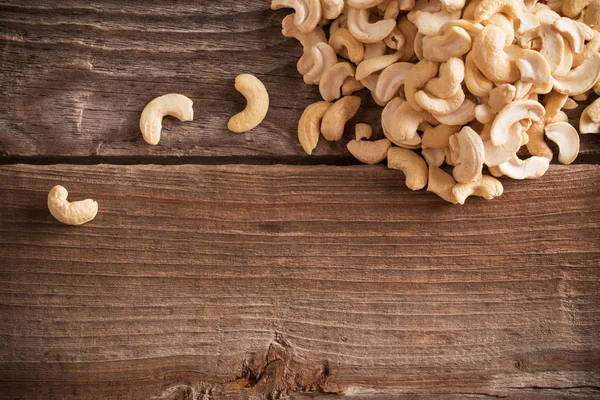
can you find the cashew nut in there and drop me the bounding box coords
[497,153,550,179]
[427,165,459,204]
[544,121,580,164]
[585,97,600,122]
[432,98,477,125]
[472,25,521,83]
[329,28,365,63]
[415,87,466,115]
[298,101,332,154]
[375,62,413,103]
[387,147,429,190]
[404,59,440,112]
[271,0,322,33]
[282,14,327,74]
[562,0,592,17]
[347,138,392,163]
[552,53,600,95]
[355,52,402,80]
[140,94,193,145]
[580,108,600,133]
[424,58,465,99]
[319,62,356,101]
[421,123,461,148]
[553,17,585,53]
[347,6,396,43]
[484,121,526,166]
[452,176,504,204]
[474,0,525,22]
[321,0,345,19]
[465,52,494,97]
[449,126,485,183]
[48,185,98,226]
[321,96,361,141]
[488,84,517,111]
[516,49,553,94]
[408,7,461,36]
[341,76,365,95]
[490,99,545,146]
[227,74,269,133]
[422,147,447,166]
[355,123,373,140]
[304,43,338,84]
[384,100,426,144]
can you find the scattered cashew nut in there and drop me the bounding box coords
[48,185,98,226]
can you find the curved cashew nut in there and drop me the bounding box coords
[282,14,327,75]
[304,43,338,84]
[407,8,461,36]
[544,122,580,164]
[427,165,459,204]
[271,0,322,33]
[415,88,466,115]
[452,176,504,204]
[490,100,545,146]
[347,6,396,43]
[472,25,521,83]
[422,124,461,148]
[449,126,485,183]
[465,53,494,97]
[329,28,365,63]
[573,31,600,68]
[298,101,332,155]
[474,0,525,22]
[553,53,600,96]
[321,0,344,19]
[432,99,477,125]
[375,62,413,103]
[440,19,485,38]
[516,49,553,94]
[476,104,497,124]
[319,62,356,101]
[228,74,269,133]
[385,100,426,144]
[398,16,418,61]
[321,96,361,141]
[347,138,392,164]
[355,123,373,140]
[497,154,550,179]
[355,52,402,80]
[525,119,553,159]
[387,147,429,190]
[424,58,465,99]
[404,59,439,112]
[484,122,526,166]
[422,26,472,62]
[140,94,193,145]
[553,17,585,53]
[584,98,600,122]
[48,185,98,226]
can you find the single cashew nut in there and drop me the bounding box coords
[347,6,396,43]
[516,49,553,94]
[139,94,193,145]
[319,62,356,101]
[490,100,545,146]
[407,7,462,36]
[422,147,446,166]
[484,122,527,166]
[375,62,413,103]
[298,101,332,155]
[580,108,600,133]
[228,74,269,133]
[304,43,338,84]
[427,165,459,203]
[553,53,600,96]
[347,138,392,163]
[271,0,322,33]
[355,123,373,140]
[385,100,426,144]
[497,153,550,179]
[488,84,517,112]
[424,58,465,99]
[355,52,402,80]
[321,96,361,141]
[475,0,525,22]
[432,98,477,125]
[544,121,580,164]
[422,26,472,62]
[452,176,504,204]
[321,0,345,19]
[387,147,429,190]
[48,185,98,226]
[415,88,466,115]
[449,126,485,183]
[422,124,461,148]
[465,52,494,97]
[329,28,365,63]
[472,25,521,84]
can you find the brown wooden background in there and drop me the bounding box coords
[0,1,599,399]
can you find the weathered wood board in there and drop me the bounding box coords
[0,164,599,399]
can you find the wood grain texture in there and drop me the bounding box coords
[0,1,599,161]
[0,164,599,399]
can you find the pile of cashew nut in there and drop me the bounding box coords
[276,0,600,204]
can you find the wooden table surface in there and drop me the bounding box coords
[0,1,599,399]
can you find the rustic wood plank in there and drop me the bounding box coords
[0,1,598,161]
[0,164,598,399]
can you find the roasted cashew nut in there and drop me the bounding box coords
[497,153,550,179]
[449,126,485,183]
[427,165,459,204]
[452,176,504,204]
[544,122,580,164]
[271,0,322,33]
[347,6,396,43]
[490,100,545,146]
[329,28,365,64]
[298,101,332,155]
[139,94,193,145]
[387,147,429,190]
[319,62,356,101]
[48,185,98,226]
[347,138,392,164]
[321,96,361,141]
[228,74,269,133]
[472,25,521,83]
